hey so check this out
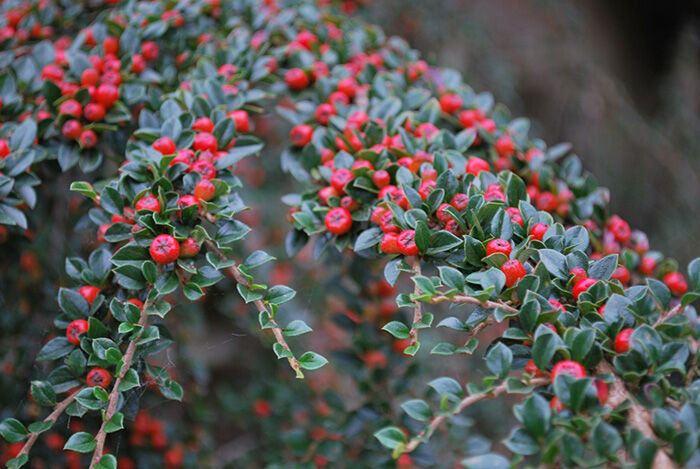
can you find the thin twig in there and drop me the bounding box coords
[17,386,86,459]
[653,303,685,328]
[403,377,550,453]
[429,295,519,314]
[409,256,423,347]
[89,296,153,468]
[205,240,303,378]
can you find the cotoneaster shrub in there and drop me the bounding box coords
[0,0,698,468]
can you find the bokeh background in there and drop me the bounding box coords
[365,0,700,266]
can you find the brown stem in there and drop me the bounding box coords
[409,256,423,347]
[429,294,519,314]
[595,360,677,469]
[204,240,303,378]
[653,303,685,328]
[17,386,86,459]
[403,377,550,453]
[89,297,152,468]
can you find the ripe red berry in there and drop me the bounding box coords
[450,193,469,211]
[194,179,216,201]
[663,271,688,296]
[62,119,82,139]
[179,238,201,258]
[126,298,143,309]
[486,238,512,257]
[595,379,608,404]
[529,223,549,241]
[84,102,106,121]
[501,259,526,287]
[337,76,358,97]
[611,265,630,285]
[190,160,217,179]
[103,36,119,54]
[314,103,334,125]
[66,319,89,345]
[153,137,176,155]
[439,93,463,114]
[569,267,587,285]
[397,230,419,256]
[0,139,9,158]
[572,277,597,300]
[615,328,634,354]
[325,207,352,235]
[150,234,180,264]
[193,132,218,152]
[550,396,565,413]
[494,135,514,157]
[465,157,490,176]
[551,360,586,380]
[330,168,353,193]
[86,367,111,388]
[290,124,313,146]
[59,99,82,118]
[229,110,251,132]
[436,203,453,223]
[95,83,119,108]
[192,117,214,132]
[372,169,391,188]
[380,233,400,254]
[285,68,309,90]
[80,130,97,148]
[135,195,161,212]
[78,285,100,305]
[177,195,200,215]
[141,41,159,61]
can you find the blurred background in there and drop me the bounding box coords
[364,0,700,266]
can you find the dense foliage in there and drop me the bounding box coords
[0,0,698,468]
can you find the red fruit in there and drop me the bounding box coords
[418,180,436,200]
[372,169,391,188]
[572,277,597,300]
[458,108,484,128]
[59,99,82,118]
[285,68,309,90]
[380,233,400,254]
[615,328,634,354]
[525,148,544,162]
[177,195,200,214]
[103,36,119,54]
[131,54,145,73]
[337,76,358,97]
[229,110,250,132]
[153,136,176,155]
[141,41,159,61]
[330,168,353,193]
[595,379,608,404]
[525,359,544,376]
[465,157,490,176]
[0,139,9,158]
[495,135,514,157]
[66,319,89,345]
[62,119,82,139]
[41,63,64,82]
[253,399,272,417]
[505,207,523,226]
[638,256,657,276]
[611,265,630,285]
[127,298,143,309]
[439,93,463,114]
[548,299,565,312]
[536,192,558,211]
[570,267,587,285]
[135,195,161,212]
[84,102,106,121]
[179,238,201,258]
[78,285,100,305]
[551,360,586,380]
[150,234,180,264]
[501,259,526,287]
[397,230,419,256]
[371,206,387,225]
[95,84,119,108]
[397,454,413,468]
[609,217,631,243]
[87,367,111,388]
[80,130,97,148]
[290,124,313,146]
[325,207,352,235]
[192,117,214,132]
[163,447,183,467]
[190,160,217,179]
[550,396,565,413]
[193,132,218,152]
[194,179,216,201]
[450,193,469,211]
[314,103,334,125]
[486,238,512,257]
[663,271,688,296]
[435,203,453,223]
[318,186,339,206]
[529,223,549,241]
[380,210,400,233]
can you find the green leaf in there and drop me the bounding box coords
[538,249,568,279]
[354,227,383,251]
[283,320,312,337]
[485,342,513,379]
[159,380,183,401]
[0,418,28,442]
[70,181,98,201]
[373,426,408,449]
[591,421,622,457]
[504,428,539,455]
[37,337,74,361]
[30,381,56,406]
[63,432,96,453]
[95,454,117,469]
[428,377,464,401]
[589,254,618,280]
[298,352,328,370]
[27,421,52,434]
[58,288,89,319]
[244,250,276,269]
[401,399,432,422]
[265,285,296,305]
[103,413,124,433]
[117,369,140,392]
[382,321,410,339]
[520,394,551,438]
[438,266,465,292]
[461,453,510,469]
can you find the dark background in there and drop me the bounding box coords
[364,0,700,265]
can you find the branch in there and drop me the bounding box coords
[205,240,303,378]
[429,294,519,314]
[89,296,153,468]
[409,256,423,347]
[403,377,550,453]
[16,386,86,459]
[653,303,685,328]
[596,360,677,469]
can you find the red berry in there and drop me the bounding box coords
[501,259,526,287]
[595,379,608,404]
[78,285,100,305]
[505,207,523,226]
[86,367,111,388]
[550,396,565,413]
[95,84,119,108]
[372,169,390,188]
[153,136,176,155]
[609,217,631,243]
[141,41,159,61]
[450,193,469,211]
[0,139,9,158]
[177,195,200,214]
[80,130,97,148]
[439,93,463,114]
[103,36,119,54]
[84,102,106,121]
[127,298,143,309]
[337,76,358,97]
[551,360,586,380]
[465,157,490,176]
[638,256,657,276]
[192,117,214,132]
[189,160,217,179]
[193,132,218,152]
[529,223,549,241]
[229,110,250,132]
[66,319,89,345]
[569,267,587,285]
[436,203,453,223]
[486,238,512,257]
[290,124,313,146]
[135,194,161,212]
[548,299,565,312]
[59,99,82,118]
[194,179,216,201]
[615,328,634,354]
[371,206,387,225]
[572,277,597,300]
[494,135,514,157]
[179,238,201,258]
[62,119,82,139]
[397,230,419,256]
[611,265,630,285]
[150,234,180,264]
[325,207,352,235]
[663,271,688,296]
[380,233,400,254]
[536,192,558,211]
[285,68,309,90]
[330,168,353,193]
[314,103,334,125]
